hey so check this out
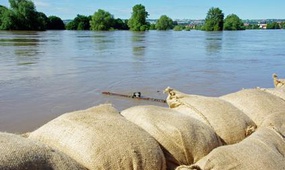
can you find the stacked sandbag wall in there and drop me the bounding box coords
[0,132,86,170]
[1,86,284,170]
[220,88,285,127]
[188,127,285,170]
[28,104,166,170]
[121,105,223,169]
[164,87,257,145]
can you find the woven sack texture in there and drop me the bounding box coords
[260,88,285,101]
[29,104,166,170]
[0,132,86,170]
[164,87,256,144]
[260,112,285,136]
[220,88,285,126]
[121,105,223,170]
[193,127,285,170]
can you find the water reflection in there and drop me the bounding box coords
[204,32,223,55]
[131,32,146,56]
[92,31,115,52]
[0,31,42,65]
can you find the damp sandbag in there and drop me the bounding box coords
[164,87,256,144]
[29,104,166,170]
[0,132,86,170]
[192,127,285,170]
[121,105,223,170]
[220,88,285,126]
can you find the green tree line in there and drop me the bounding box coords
[1,0,285,31]
[0,0,65,30]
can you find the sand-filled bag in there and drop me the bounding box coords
[191,127,285,170]
[0,132,86,170]
[261,112,285,136]
[29,104,166,170]
[220,88,285,126]
[260,87,285,101]
[164,87,256,144]
[121,105,223,170]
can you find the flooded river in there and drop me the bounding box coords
[0,30,285,133]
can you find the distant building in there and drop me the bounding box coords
[258,24,267,29]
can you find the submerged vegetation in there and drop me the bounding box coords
[0,0,284,31]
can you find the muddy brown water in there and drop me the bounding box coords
[0,30,285,133]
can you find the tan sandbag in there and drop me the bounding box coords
[164,87,256,144]
[175,165,201,170]
[260,87,285,101]
[192,127,285,170]
[29,104,166,170]
[175,165,202,170]
[0,132,86,170]
[220,88,285,126]
[121,105,223,170]
[261,112,285,136]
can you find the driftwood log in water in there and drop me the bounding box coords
[102,91,166,103]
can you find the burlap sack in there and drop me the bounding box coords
[220,88,285,126]
[29,104,166,170]
[164,87,256,144]
[121,105,223,170]
[192,127,285,170]
[0,132,86,170]
[260,87,285,101]
[175,165,201,170]
[261,112,285,137]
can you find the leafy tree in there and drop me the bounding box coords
[90,9,114,31]
[267,22,280,29]
[245,24,259,30]
[66,21,76,30]
[0,5,12,30]
[113,18,129,30]
[66,14,91,30]
[156,15,174,30]
[128,4,149,31]
[47,16,65,30]
[0,0,48,30]
[9,0,39,30]
[223,14,245,30]
[281,22,285,29]
[149,23,156,30]
[35,12,48,30]
[203,7,224,31]
[184,26,191,31]
[173,25,184,31]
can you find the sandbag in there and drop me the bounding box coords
[164,87,256,144]
[220,88,285,126]
[191,127,285,170]
[260,87,285,101]
[0,132,86,170]
[260,112,285,136]
[29,104,166,170]
[175,165,201,170]
[121,105,223,170]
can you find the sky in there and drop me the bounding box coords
[1,0,285,20]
